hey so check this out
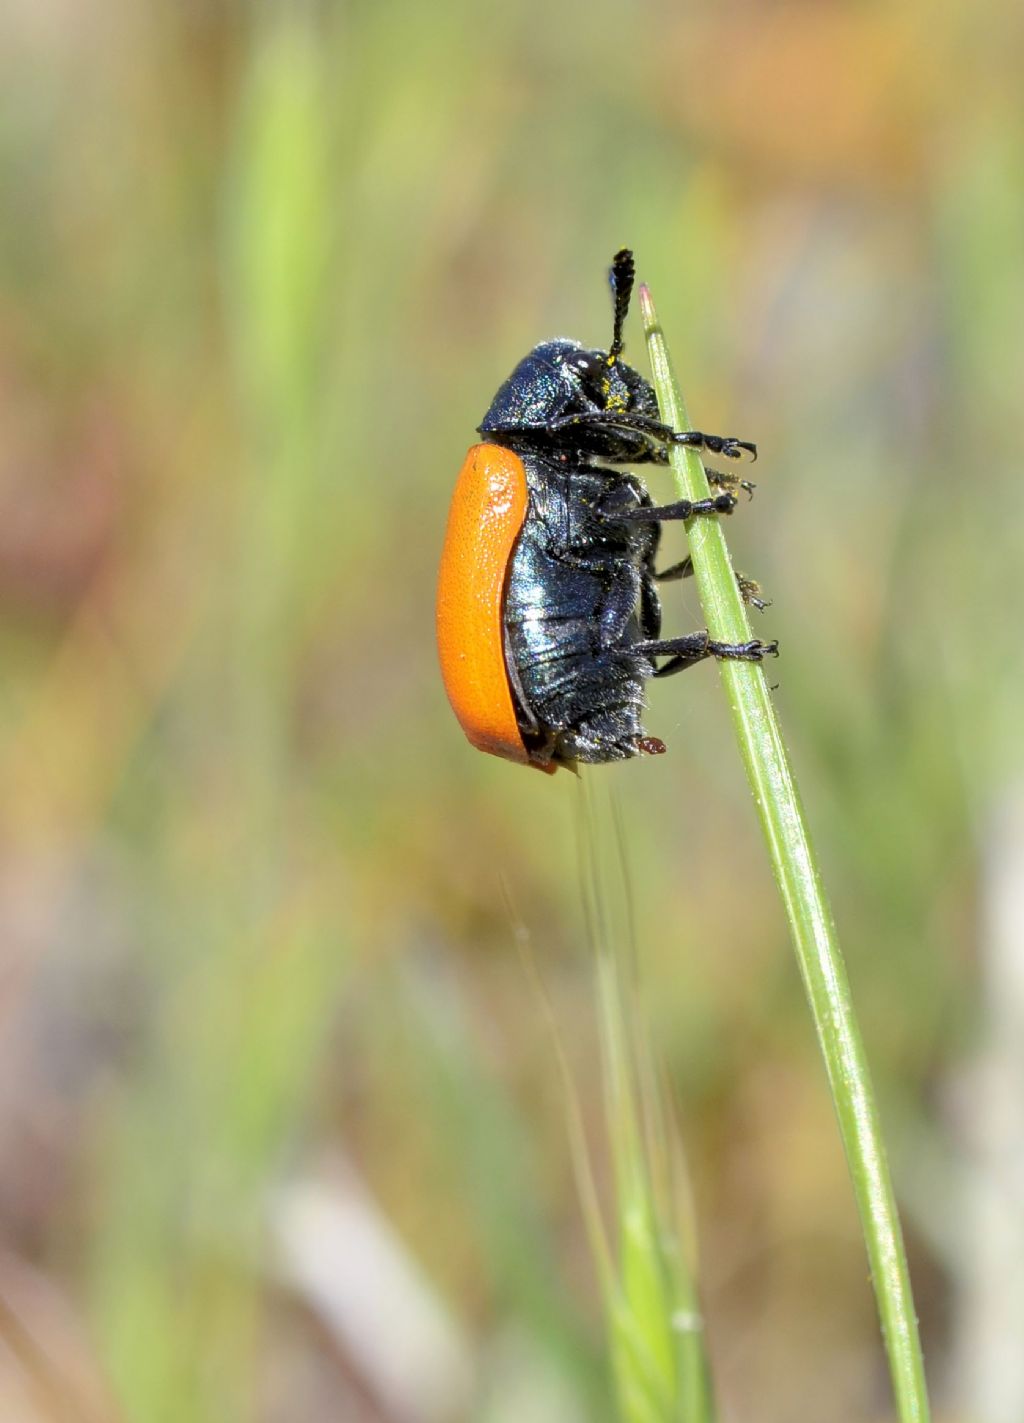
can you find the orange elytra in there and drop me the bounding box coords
[437,443,553,771]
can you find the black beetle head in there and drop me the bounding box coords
[478,339,658,434]
[477,249,661,457]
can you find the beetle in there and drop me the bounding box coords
[436,249,776,772]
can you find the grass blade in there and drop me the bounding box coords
[638,283,931,1422]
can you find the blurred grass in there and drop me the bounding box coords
[573,776,713,1423]
[0,0,1022,1419]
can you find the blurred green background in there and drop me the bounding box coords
[1,1,1022,1420]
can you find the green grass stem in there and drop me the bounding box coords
[638,283,931,1422]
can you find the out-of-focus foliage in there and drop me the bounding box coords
[0,1,1021,1420]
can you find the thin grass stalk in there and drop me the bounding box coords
[638,283,931,1422]
[576,779,715,1423]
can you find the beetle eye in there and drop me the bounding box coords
[570,351,609,396]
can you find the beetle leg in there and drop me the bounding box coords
[597,567,645,647]
[639,567,663,640]
[608,493,738,521]
[548,410,675,439]
[631,632,778,677]
[735,576,771,611]
[670,431,757,462]
[706,466,756,499]
[655,558,771,611]
[548,411,758,462]
[654,556,694,582]
[613,440,670,466]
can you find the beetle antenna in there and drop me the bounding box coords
[608,248,635,364]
